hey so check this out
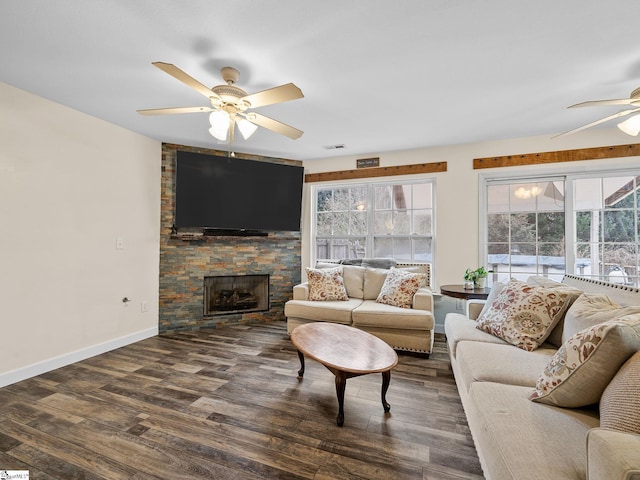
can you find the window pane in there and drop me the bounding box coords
[393,211,411,235]
[537,182,564,211]
[333,212,349,235]
[375,185,392,210]
[575,178,602,210]
[411,183,432,209]
[603,210,635,242]
[333,189,351,211]
[413,237,433,263]
[510,183,539,212]
[392,238,412,261]
[576,211,601,242]
[488,184,510,214]
[373,237,392,257]
[537,212,565,242]
[487,213,509,243]
[374,211,394,234]
[350,211,367,235]
[317,189,332,212]
[604,176,635,209]
[317,212,333,235]
[510,213,536,243]
[413,210,432,235]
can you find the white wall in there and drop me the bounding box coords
[301,128,639,289]
[0,82,161,386]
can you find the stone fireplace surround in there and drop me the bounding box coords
[159,143,302,333]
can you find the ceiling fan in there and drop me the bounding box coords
[138,62,304,142]
[554,86,640,137]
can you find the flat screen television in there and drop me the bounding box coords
[175,151,304,233]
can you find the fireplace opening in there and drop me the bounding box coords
[204,274,270,316]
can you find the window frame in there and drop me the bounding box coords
[311,177,436,269]
[480,166,640,286]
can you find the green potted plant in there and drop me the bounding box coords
[474,266,488,288]
[464,267,489,289]
[463,268,477,289]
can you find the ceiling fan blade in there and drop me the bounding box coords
[137,106,214,116]
[553,108,640,138]
[241,83,303,108]
[568,98,636,108]
[244,112,303,139]
[152,62,221,102]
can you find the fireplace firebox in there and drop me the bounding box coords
[204,274,270,316]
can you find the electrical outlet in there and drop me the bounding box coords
[116,237,124,250]
[141,301,149,313]
[456,299,463,311]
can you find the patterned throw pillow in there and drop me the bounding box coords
[376,268,427,308]
[600,351,640,434]
[529,314,640,407]
[305,266,349,301]
[476,279,580,351]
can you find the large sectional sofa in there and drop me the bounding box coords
[445,274,640,480]
[284,259,435,354]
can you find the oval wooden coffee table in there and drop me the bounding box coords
[290,322,399,426]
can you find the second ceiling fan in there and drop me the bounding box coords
[138,62,304,142]
[555,86,640,137]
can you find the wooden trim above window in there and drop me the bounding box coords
[473,144,640,170]
[305,162,446,183]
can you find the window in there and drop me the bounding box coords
[483,172,640,287]
[313,180,434,264]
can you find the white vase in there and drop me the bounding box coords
[474,277,486,289]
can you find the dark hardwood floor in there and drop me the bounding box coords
[0,321,483,479]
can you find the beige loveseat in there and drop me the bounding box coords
[445,274,640,480]
[284,261,435,354]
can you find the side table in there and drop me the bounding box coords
[440,284,491,318]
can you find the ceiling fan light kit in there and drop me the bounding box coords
[617,115,640,136]
[556,85,640,137]
[137,62,304,143]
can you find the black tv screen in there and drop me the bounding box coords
[175,151,304,232]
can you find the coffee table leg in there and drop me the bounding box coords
[297,350,305,377]
[335,372,347,426]
[381,371,391,412]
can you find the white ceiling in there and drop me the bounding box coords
[3,1,640,161]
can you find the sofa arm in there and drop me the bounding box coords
[467,300,486,320]
[587,428,640,480]
[292,282,310,301]
[413,287,433,311]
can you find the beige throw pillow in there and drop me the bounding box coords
[600,351,640,434]
[530,314,640,407]
[476,279,580,351]
[561,293,640,345]
[306,266,349,301]
[376,268,427,308]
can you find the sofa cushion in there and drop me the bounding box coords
[600,351,640,434]
[376,267,427,308]
[476,279,580,351]
[352,300,434,330]
[444,313,509,360]
[561,293,640,345]
[284,298,363,324]
[306,266,349,301]
[530,313,640,407]
[467,382,599,480]
[342,265,365,299]
[455,341,556,392]
[364,268,390,300]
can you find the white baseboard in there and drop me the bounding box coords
[0,326,159,388]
